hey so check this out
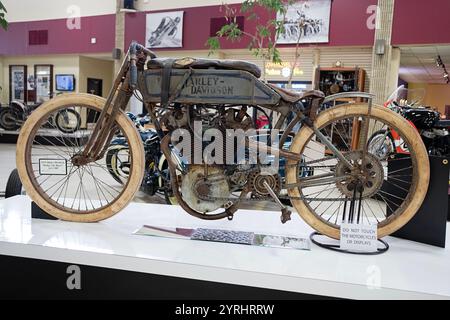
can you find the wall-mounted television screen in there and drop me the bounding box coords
[56,74,75,91]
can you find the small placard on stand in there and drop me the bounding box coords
[340,223,378,253]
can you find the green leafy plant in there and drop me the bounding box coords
[0,1,8,30]
[207,0,303,84]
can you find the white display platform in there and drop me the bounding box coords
[0,195,449,300]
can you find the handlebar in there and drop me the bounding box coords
[129,42,157,89]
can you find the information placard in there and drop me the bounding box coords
[39,159,67,176]
[340,223,378,252]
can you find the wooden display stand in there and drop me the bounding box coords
[314,67,366,100]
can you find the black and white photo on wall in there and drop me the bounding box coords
[9,65,26,102]
[277,0,331,44]
[34,65,53,103]
[146,11,184,48]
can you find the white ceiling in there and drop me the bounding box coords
[399,45,450,84]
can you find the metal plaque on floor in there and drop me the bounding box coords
[134,225,311,251]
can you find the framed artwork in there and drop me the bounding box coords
[277,0,331,44]
[146,11,184,48]
[9,65,27,103]
[34,64,54,103]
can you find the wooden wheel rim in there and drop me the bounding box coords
[16,93,145,222]
[286,104,430,240]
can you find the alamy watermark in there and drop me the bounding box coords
[66,5,81,30]
[66,265,81,290]
[171,121,282,173]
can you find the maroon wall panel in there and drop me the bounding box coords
[0,14,116,55]
[0,1,378,56]
[324,0,376,47]
[392,0,450,45]
[125,0,376,52]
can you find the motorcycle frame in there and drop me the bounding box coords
[79,42,374,219]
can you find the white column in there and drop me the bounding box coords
[370,0,396,104]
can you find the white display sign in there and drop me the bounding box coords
[340,223,378,252]
[39,159,67,175]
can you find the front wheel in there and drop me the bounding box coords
[286,104,430,240]
[16,94,145,222]
[55,108,81,134]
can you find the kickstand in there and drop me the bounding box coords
[263,181,292,224]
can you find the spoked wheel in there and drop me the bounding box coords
[368,129,396,160]
[55,108,81,134]
[0,108,21,131]
[16,94,145,222]
[106,146,132,184]
[286,104,430,240]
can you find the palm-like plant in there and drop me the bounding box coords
[0,1,8,30]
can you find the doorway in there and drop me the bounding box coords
[446,105,450,119]
[86,78,103,126]
[87,78,103,97]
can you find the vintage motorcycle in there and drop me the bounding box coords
[106,112,178,205]
[0,99,81,133]
[15,42,430,240]
[368,86,450,158]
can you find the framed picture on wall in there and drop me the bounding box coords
[9,65,27,103]
[277,0,331,44]
[34,64,54,103]
[146,11,184,48]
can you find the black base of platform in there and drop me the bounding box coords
[0,255,336,300]
[31,202,58,220]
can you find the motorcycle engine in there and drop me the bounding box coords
[180,165,231,213]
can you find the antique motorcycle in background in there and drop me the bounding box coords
[368,85,450,159]
[106,112,177,205]
[15,42,430,240]
[0,97,81,133]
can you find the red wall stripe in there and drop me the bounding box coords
[125,0,377,52]
[0,14,115,55]
[392,0,450,45]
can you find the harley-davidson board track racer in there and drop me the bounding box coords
[16,42,430,240]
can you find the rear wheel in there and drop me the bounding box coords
[16,94,145,222]
[286,104,430,239]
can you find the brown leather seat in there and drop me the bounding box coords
[147,57,262,78]
[268,84,325,103]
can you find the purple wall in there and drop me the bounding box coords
[3,0,450,56]
[0,14,116,55]
[392,0,450,45]
[125,0,377,52]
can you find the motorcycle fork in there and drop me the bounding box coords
[79,54,134,163]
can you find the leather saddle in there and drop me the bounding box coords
[268,84,325,103]
[147,57,262,78]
